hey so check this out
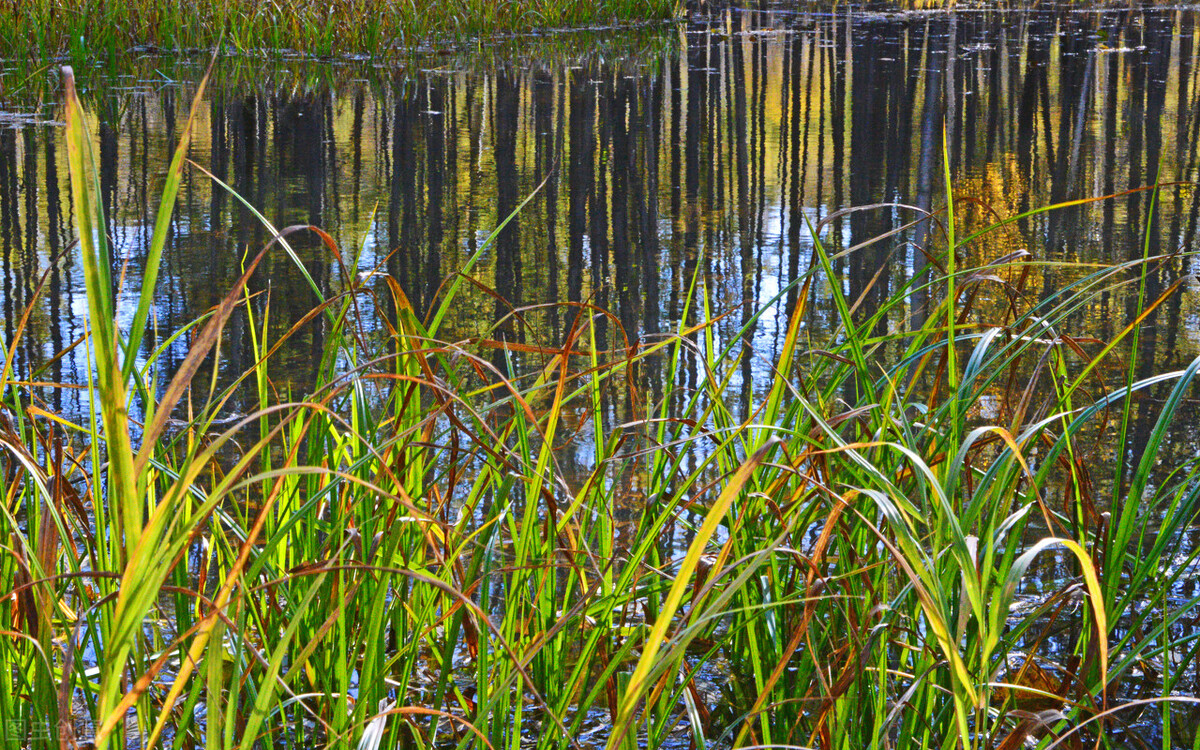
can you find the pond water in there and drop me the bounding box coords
[2,3,1200,443]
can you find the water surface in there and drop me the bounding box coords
[2,3,1199,450]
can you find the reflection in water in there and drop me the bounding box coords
[2,6,1200,466]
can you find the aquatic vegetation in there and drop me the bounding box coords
[2,67,1200,750]
[0,0,680,63]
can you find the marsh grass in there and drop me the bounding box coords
[1,68,1200,750]
[0,0,680,64]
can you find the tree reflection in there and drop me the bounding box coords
[1,7,1198,445]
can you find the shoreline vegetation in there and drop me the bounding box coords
[1,0,681,63]
[1,66,1199,749]
[0,30,680,104]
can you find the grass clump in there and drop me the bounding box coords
[0,0,680,63]
[2,69,1200,750]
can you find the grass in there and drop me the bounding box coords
[0,0,680,64]
[2,67,1200,750]
[0,30,678,112]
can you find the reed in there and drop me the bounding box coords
[0,0,680,63]
[0,69,1198,750]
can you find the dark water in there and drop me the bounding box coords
[2,4,1200,427]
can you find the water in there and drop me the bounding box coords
[0,6,1198,526]
[2,7,1200,403]
[2,5,1200,464]
[3,9,1199,533]
[2,6,1198,374]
